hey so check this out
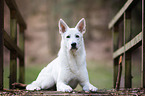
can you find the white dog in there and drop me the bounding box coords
[26,18,98,92]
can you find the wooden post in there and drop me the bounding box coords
[113,24,119,88]
[0,0,4,90]
[115,56,123,90]
[124,52,132,88]
[114,58,119,88]
[124,11,132,88]
[113,25,119,52]
[10,10,17,89]
[19,26,25,83]
[142,0,145,88]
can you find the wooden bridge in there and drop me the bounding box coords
[1,0,145,95]
[0,88,145,95]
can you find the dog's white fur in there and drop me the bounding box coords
[26,18,98,92]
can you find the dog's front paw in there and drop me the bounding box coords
[83,84,98,92]
[89,85,98,92]
[26,84,41,91]
[57,85,73,92]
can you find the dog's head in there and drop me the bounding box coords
[58,18,86,52]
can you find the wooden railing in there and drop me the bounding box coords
[109,0,145,89]
[0,0,26,90]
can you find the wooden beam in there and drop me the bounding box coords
[124,11,132,88]
[114,58,119,88]
[4,31,24,59]
[115,56,123,90]
[113,32,142,58]
[109,0,133,29]
[125,52,132,88]
[113,24,119,52]
[113,24,119,88]
[124,11,131,43]
[19,26,25,83]
[10,10,17,89]
[0,0,4,90]
[142,0,145,88]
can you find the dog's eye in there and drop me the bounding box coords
[76,35,79,38]
[66,35,70,38]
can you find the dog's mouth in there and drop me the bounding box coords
[70,46,78,51]
[71,48,78,51]
[71,46,78,50]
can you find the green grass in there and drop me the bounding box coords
[4,60,113,90]
[87,60,113,89]
[4,65,43,89]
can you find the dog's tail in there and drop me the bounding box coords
[12,83,27,89]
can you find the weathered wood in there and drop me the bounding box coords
[19,26,25,83]
[124,11,132,88]
[19,26,24,51]
[113,32,142,58]
[124,11,131,43]
[113,24,119,52]
[5,0,26,29]
[115,56,123,90]
[10,10,17,89]
[19,59,25,83]
[109,0,133,29]
[4,31,24,59]
[110,0,143,89]
[0,0,4,90]
[1,89,145,96]
[113,24,119,88]
[109,0,139,29]
[125,52,132,88]
[142,0,145,88]
[113,58,119,88]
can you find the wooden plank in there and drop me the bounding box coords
[19,26,25,83]
[113,25,119,51]
[142,0,145,88]
[113,58,118,88]
[113,24,119,88]
[125,52,132,88]
[109,0,133,29]
[125,32,142,52]
[0,0,4,90]
[5,0,26,29]
[115,56,123,90]
[113,32,142,58]
[124,11,131,43]
[124,11,132,88]
[19,59,25,83]
[113,46,124,58]
[10,10,17,89]
[4,31,24,59]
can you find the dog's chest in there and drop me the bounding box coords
[67,54,83,74]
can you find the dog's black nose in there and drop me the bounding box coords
[71,43,76,49]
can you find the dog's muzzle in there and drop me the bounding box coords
[71,43,77,50]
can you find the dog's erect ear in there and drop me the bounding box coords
[59,19,69,34]
[75,18,86,34]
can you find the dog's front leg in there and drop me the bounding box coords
[56,70,73,92]
[79,66,98,92]
[57,82,73,92]
[81,82,98,92]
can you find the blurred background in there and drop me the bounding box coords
[3,0,133,90]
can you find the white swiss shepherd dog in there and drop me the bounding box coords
[26,18,98,92]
